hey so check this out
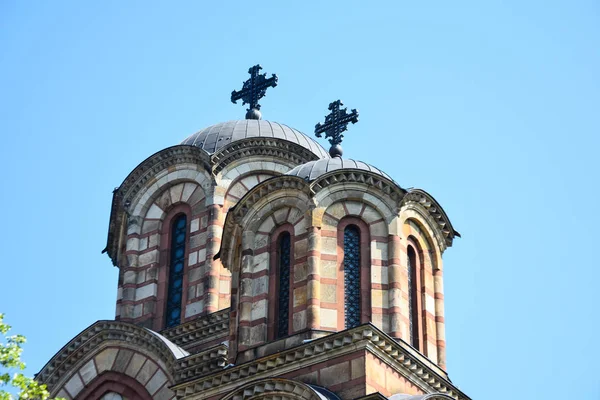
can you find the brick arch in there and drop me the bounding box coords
[130,167,211,219]
[223,171,278,212]
[74,372,153,400]
[401,215,445,368]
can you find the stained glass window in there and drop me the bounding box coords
[166,215,187,328]
[344,225,361,329]
[277,233,291,338]
[407,246,419,348]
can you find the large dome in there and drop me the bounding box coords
[286,157,395,183]
[181,120,329,159]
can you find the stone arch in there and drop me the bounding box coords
[221,378,339,400]
[222,170,280,212]
[37,321,186,400]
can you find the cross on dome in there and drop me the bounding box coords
[231,64,278,120]
[314,100,359,158]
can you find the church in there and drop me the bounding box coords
[37,65,471,400]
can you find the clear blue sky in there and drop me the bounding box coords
[1,1,599,399]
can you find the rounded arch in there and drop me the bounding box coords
[72,372,154,400]
[221,378,339,400]
[37,320,186,398]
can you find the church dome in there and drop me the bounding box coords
[286,157,395,182]
[181,119,330,159]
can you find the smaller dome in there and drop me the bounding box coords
[287,158,395,182]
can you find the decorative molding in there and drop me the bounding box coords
[221,378,333,400]
[401,189,459,250]
[310,169,406,203]
[211,138,321,175]
[161,309,230,350]
[171,324,470,400]
[104,145,211,266]
[36,320,185,391]
[175,344,228,382]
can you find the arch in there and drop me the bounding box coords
[36,320,185,398]
[154,204,192,331]
[221,378,339,400]
[337,217,372,329]
[223,170,279,212]
[407,237,423,351]
[268,224,295,340]
[72,372,154,400]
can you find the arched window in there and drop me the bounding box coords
[166,214,187,328]
[276,232,291,338]
[407,245,420,349]
[344,225,361,329]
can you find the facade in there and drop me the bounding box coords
[37,67,470,400]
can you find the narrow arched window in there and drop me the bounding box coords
[407,245,420,349]
[166,214,187,328]
[276,232,291,338]
[344,225,361,329]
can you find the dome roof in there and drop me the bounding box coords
[287,157,395,183]
[181,120,330,159]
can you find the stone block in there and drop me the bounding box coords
[371,265,388,285]
[170,183,184,204]
[371,289,388,308]
[126,237,139,252]
[320,361,350,386]
[146,204,164,220]
[185,301,203,318]
[148,233,159,248]
[138,249,159,266]
[154,385,174,400]
[294,238,308,260]
[369,221,387,237]
[123,270,136,285]
[64,373,84,397]
[293,262,308,282]
[78,359,97,384]
[125,353,147,378]
[249,323,266,345]
[252,252,269,273]
[321,308,337,328]
[252,275,269,296]
[190,218,200,233]
[145,368,167,395]
[189,251,198,266]
[253,233,269,250]
[292,310,307,331]
[294,217,307,235]
[351,356,365,379]
[112,349,133,373]
[326,202,346,220]
[181,182,197,203]
[139,237,148,251]
[370,241,388,260]
[321,283,337,303]
[362,205,382,224]
[135,283,156,300]
[189,232,207,249]
[293,286,307,307]
[251,299,267,320]
[198,248,207,263]
[321,260,337,279]
[273,207,289,225]
[345,201,363,216]
[321,237,337,256]
[136,359,158,385]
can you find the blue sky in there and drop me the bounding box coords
[1,1,599,399]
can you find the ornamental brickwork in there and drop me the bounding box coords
[38,93,467,399]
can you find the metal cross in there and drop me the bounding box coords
[231,65,278,115]
[315,100,359,148]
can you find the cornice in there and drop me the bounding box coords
[401,189,460,250]
[160,309,230,350]
[211,138,322,175]
[37,320,184,391]
[175,344,228,382]
[221,378,332,400]
[309,169,407,204]
[171,324,470,400]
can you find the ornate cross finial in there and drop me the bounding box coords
[231,64,278,120]
[314,100,359,158]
